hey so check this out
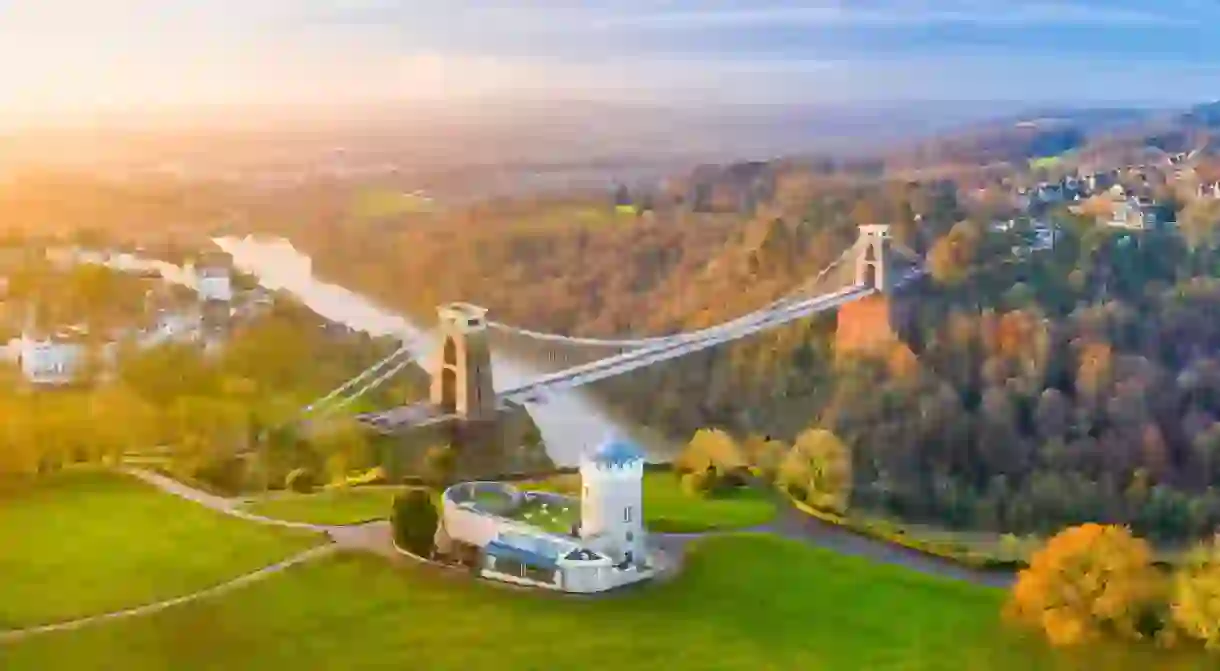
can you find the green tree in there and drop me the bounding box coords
[392,488,439,557]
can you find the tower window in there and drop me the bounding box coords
[584,485,589,498]
[623,506,632,523]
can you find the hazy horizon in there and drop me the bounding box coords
[0,1,1216,130]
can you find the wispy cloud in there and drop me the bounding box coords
[586,2,1186,29]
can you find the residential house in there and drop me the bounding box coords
[1105,196,1172,231]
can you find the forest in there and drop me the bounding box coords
[289,165,1220,547]
[0,299,427,495]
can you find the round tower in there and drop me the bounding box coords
[579,436,646,565]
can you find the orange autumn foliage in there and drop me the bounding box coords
[1005,524,1165,647]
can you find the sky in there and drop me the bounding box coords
[0,0,1217,126]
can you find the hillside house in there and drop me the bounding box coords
[1104,197,1172,231]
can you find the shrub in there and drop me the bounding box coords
[392,488,439,557]
[1005,524,1166,647]
[192,456,249,496]
[285,467,317,494]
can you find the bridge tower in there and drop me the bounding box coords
[854,224,894,293]
[431,303,496,421]
[837,224,911,360]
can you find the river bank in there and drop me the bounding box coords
[213,234,678,467]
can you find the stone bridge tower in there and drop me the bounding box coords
[837,224,914,361]
[854,224,894,292]
[431,303,496,421]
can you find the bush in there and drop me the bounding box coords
[1006,524,1166,647]
[192,456,249,496]
[392,488,439,557]
[285,467,317,494]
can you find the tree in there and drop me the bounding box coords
[1170,536,1220,649]
[306,417,369,485]
[422,444,457,490]
[392,488,439,557]
[675,428,747,477]
[1006,524,1164,646]
[778,428,852,513]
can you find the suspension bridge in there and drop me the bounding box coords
[298,224,925,433]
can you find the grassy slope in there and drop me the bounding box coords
[3,535,1208,670]
[242,473,776,533]
[242,486,403,526]
[0,470,324,628]
[528,472,777,533]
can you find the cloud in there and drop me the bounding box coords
[585,2,1186,29]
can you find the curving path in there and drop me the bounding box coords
[0,545,337,644]
[0,469,389,643]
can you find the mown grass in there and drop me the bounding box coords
[0,469,325,629]
[242,486,403,526]
[240,472,775,533]
[528,471,777,533]
[3,534,1210,670]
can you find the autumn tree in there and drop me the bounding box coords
[1006,524,1165,646]
[422,444,457,490]
[1170,536,1220,649]
[675,428,747,478]
[779,428,852,513]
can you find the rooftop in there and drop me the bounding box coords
[586,437,645,468]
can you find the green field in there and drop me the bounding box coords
[508,495,579,534]
[0,470,325,629]
[243,486,404,526]
[350,189,435,219]
[1029,155,1065,170]
[3,535,1207,670]
[239,472,775,533]
[529,471,778,533]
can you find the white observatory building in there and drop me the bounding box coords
[579,437,647,565]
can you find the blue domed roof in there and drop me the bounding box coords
[587,437,644,467]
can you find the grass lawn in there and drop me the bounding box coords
[3,534,1210,670]
[242,486,403,526]
[0,469,325,629]
[239,472,775,533]
[350,188,434,219]
[508,496,579,534]
[528,471,778,533]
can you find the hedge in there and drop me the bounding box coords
[783,491,1025,573]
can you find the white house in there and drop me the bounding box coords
[194,266,233,302]
[438,437,658,593]
[18,331,88,385]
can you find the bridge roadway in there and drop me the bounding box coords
[361,267,922,429]
[495,267,922,404]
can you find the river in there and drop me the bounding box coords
[212,234,671,467]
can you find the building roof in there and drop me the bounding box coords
[486,538,561,570]
[587,437,645,468]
